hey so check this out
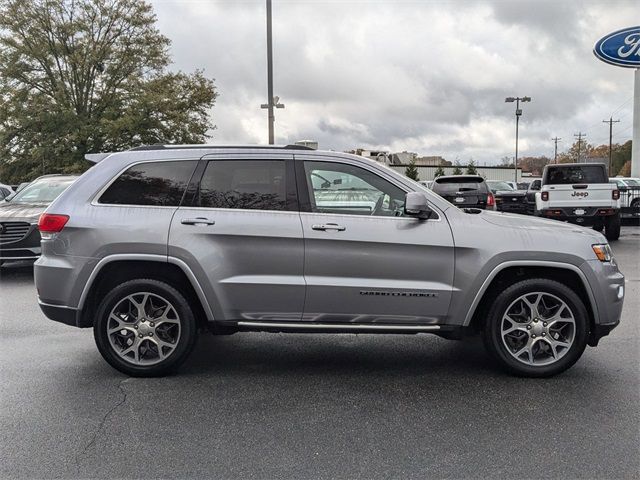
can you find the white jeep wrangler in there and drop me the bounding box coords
[535,163,620,241]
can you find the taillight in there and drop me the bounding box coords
[612,189,620,200]
[487,193,495,207]
[38,214,69,233]
[541,191,549,201]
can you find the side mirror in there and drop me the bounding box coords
[404,192,432,219]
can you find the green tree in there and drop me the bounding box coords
[557,139,593,164]
[0,0,218,182]
[465,159,478,175]
[433,165,445,178]
[611,140,632,176]
[405,157,419,180]
[452,160,463,175]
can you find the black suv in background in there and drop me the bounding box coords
[431,175,494,210]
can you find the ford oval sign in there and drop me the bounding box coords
[594,26,640,68]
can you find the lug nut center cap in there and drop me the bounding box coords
[138,322,153,335]
[531,322,545,336]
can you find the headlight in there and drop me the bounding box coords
[592,244,612,262]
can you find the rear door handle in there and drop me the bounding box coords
[181,217,215,226]
[312,223,346,231]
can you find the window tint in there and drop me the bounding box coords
[304,161,406,216]
[197,160,286,210]
[545,166,607,184]
[99,161,196,206]
[433,178,487,194]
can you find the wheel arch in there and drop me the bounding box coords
[77,255,214,328]
[465,262,598,339]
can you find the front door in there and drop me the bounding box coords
[169,154,305,322]
[297,157,455,324]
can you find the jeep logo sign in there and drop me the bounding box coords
[594,26,640,68]
[571,191,589,197]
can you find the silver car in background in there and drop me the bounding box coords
[34,145,624,377]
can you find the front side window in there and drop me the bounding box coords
[99,161,197,206]
[304,161,405,216]
[197,160,287,211]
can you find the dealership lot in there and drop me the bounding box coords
[0,229,638,479]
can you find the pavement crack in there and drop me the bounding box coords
[74,378,131,473]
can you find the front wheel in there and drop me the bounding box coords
[94,279,197,377]
[604,213,620,241]
[483,279,588,377]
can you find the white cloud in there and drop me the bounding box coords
[151,0,636,164]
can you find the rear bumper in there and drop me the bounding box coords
[38,301,78,327]
[539,208,618,225]
[497,204,527,214]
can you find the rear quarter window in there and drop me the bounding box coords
[99,161,197,206]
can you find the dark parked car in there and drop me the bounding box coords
[487,181,528,214]
[431,175,494,209]
[0,175,77,266]
[524,179,542,215]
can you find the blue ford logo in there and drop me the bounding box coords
[594,26,640,68]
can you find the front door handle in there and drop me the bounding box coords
[312,223,346,231]
[181,217,215,226]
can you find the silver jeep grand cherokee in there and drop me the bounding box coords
[34,145,625,377]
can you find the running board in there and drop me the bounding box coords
[235,321,442,334]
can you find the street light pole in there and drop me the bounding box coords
[260,0,284,144]
[505,96,531,182]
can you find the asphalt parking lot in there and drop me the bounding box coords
[1,228,638,479]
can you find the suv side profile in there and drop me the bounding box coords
[35,146,625,377]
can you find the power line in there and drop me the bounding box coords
[552,137,561,163]
[574,132,587,163]
[603,118,620,173]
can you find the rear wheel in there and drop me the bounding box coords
[483,278,588,377]
[604,213,620,241]
[592,220,604,232]
[94,279,197,377]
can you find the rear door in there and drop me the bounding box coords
[296,155,455,324]
[168,153,305,322]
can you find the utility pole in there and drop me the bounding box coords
[602,117,620,174]
[552,137,561,163]
[260,0,284,144]
[574,132,586,163]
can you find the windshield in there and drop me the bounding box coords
[545,166,606,184]
[9,177,75,204]
[487,181,513,191]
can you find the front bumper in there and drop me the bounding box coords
[0,224,41,261]
[582,259,625,345]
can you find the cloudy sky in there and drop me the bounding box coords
[151,0,636,164]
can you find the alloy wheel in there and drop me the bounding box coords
[500,292,576,366]
[107,292,181,366]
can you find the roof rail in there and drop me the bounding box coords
[128,144,314,152]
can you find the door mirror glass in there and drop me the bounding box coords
[404,192,432,219]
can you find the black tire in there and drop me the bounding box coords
[94,279,197,377]
[604,213,621,241]
[592,221,604,233]
[482,278,589,378]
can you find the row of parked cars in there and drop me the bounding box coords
[420,164,639,241]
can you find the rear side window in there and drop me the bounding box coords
[99,161,197,206]
[197,160,286,210]
[545,166,607,185]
